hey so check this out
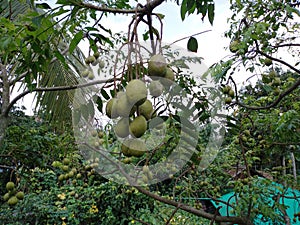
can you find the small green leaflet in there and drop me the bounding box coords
[187,36,198,52]
[69,30,83,54]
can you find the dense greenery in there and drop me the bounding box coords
[1,0,300,224]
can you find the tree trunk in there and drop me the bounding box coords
[290,152,297,183]
[0,63,10,145]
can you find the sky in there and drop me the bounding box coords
[13,0,232,115]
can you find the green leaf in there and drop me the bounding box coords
[96,96,103,113]
[36,3,51,9]
[187,37,198,52]
[208,3,215,25]
[101,89,110,100]
[69,30,83,54]
[181,0,188,20]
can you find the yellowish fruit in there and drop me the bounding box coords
[88,71,95,80]
[6,182,14,191]
[148,54,167,77]
[3,193,10,201]
[225,97,232,104]
[62,165,69,172]
[81,69,89,78]
[99,60,105,69]
[121,139,132,157]
[139,100,154,120]
[130,115,147,138]
[16,191,25,200]
[63,158,70,165]
[264,58,272,66]
[58,174,65,181]
[68,171,74,178]
[7,196,18,206]
[93,52,100,59]
[149,80,164,97]
[106,98,119,119]
[114,117,130,138]
[126,79,147,106]
[228,89,235,98]
[76,173,82,179]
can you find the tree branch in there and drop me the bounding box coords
[134,186,254,225]
[4,78,114,116]
[77,0,164,15]
[236,75,300,110]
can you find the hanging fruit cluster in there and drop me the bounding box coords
[222,85,235,104]
[3,181,25,206]
[104,54,175,158]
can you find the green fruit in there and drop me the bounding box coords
[87,55,96,64]
[121,139,132,157]
[229,40,240,53]
[98,60,105,69]
[7,196,18,206]
[106,98,119,119]
[76,173,82,179]
[52,161,60,167]
[244,130,251,136]
[81,69,89,78]
[242,136,248,142]
[117,94,135,117]
[69,190,76,196]
[6,182,14,191]
[91,130,98,137]
[93,52,100,59]
[63,158,70,165]
[222,85,230,94]
[58,174,65,181]
[128,139,147,157]
[148,54,167,77]
[16,191,25,200]
[149,80,164,97]
[3,193,10,201]
[264,58,272,66]
[274,87,280,95]
[225,97,232,104]
[68,171,74,178]
[258,135,263,140]
[92,59,99,66]
[62,165,69,172]
[139,100,154,120]
[161,68,175,87]
[273,77,281,86]
[88,72,95,80]
[122,157,132,164]
[228,89,235,98]
[269,70,277,78]
[114,117,130,138]
[126,79,147,106]
[130,115,147,138]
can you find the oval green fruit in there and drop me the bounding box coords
[160,68,175,87]
[114,117,130,138]
[126,79,147,106]
[3,193,10,201]
[128,139,147,157]
[6,182,14,191]
[225,97,232,104]
[130,115,147,138]
[264,58,272,66]
[228,89,235,98]
[7,196,18,206]
[106,98,119,119]
[16,191,25,200]
[117,94,135,117]
[148,54,167,77]
[149,80,164,97]
[229,40,240,53]
[139,100,154,120]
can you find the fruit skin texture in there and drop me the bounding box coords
[16,191,25,200]
[106,98,119,119]
[117,94,135,117]
[228,89,235,98]
[128,139,147,157]
[114,117,130,138]
[3,193,10,201]
[264,58,272,66]
[6,182,14,191]
[161,68,175,87]
[126,79,147,106]
[7,196,18,206]
[139,100,154,120]
[148,54,167,77]
[149,80,164,97]
[225,97,232,104]
[121,139,132,157]
[129,115,147,138]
